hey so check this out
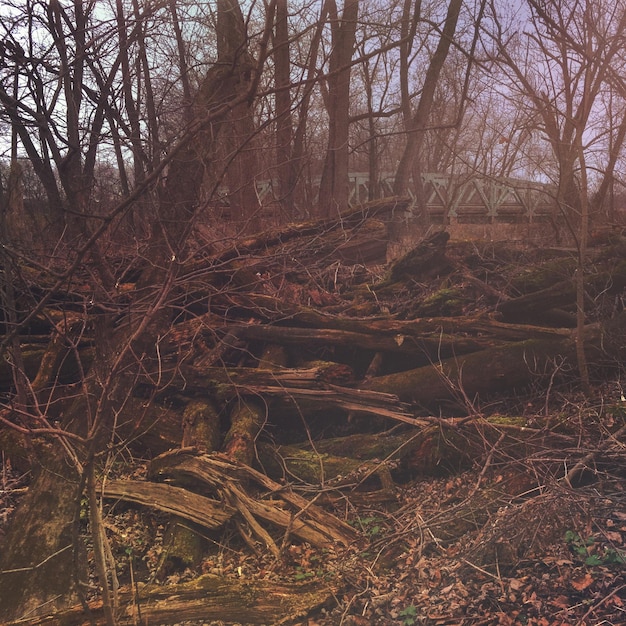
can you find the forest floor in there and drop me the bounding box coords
[2,210,626,624]
[3,393,626,626]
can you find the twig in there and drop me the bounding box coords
[576,584,626,625]
[563,421,626,487]
[469,431,506,498]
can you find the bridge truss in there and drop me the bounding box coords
[249,172,557,224]
[347,172,557,223]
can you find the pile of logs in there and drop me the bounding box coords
[2,198,626,623]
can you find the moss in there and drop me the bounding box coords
[182,400,220,451]
[417,287,465,316]
[487,415,527,427]
[156,521,205,578]
[509,257,576,293]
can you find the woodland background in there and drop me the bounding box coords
[1,1,626,624]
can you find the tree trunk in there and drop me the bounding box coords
[215,0,260,230]
[318,0,359,217]
[274,0,297,218]
[393,0,463,210]
[0,443,83,622]
[18,576,339,626]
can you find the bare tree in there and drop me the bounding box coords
[393,0,464,222]
[318,0,360,217]
[0,1,274,618]
[489,0,626,392]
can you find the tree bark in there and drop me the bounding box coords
[0,443,83,622]
[19,575,339,626]
[393,0,463,200]
[318,0,360,217]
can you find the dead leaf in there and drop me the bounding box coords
[570,573,594,591]
[550,595,571,609]
[541,557,573,566]
[609,594,623,607]
[604,530,623,543]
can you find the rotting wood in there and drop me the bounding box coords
[223,397,267,465]
[181,398,220,451]
[256,439,399,489]
[101,480,235,529]
[178,362,354,391]
[496,259,626,324]
[18,575,340,626]
[147,450,362,549]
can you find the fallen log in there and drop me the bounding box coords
[174,361,417,425]
[102,479,234,529]
[147,450,362,550]
[362,312,626,411]
[231,323,511,361]
[21,575,339,625]
[180,197,412,279]
[205,302,569,341]
[103,466,353,554]
[496,260,626,324]
[260,419,574,486]
[178,362,354,391]
[222,396,267,465]
[0,343,93,391]
[257,440,396,488]
[260,384,426,428]
[361,338,570,412]
[388,230,451,282]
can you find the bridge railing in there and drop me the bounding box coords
[230,172,557,224]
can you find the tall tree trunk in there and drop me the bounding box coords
[318,0,359,218]
[274,0,297,218]
[216,0,261,231]
[291,3,329,214]
[393,0,463,219]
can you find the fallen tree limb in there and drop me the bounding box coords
[23,575,339,625]
[362,337,573,411]
[101,480,234,529]
[148,450,362,549]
